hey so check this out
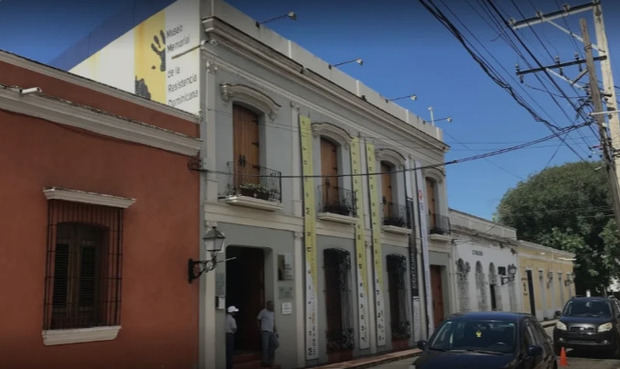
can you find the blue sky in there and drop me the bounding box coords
[1,0,619,221]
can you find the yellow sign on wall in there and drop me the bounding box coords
[299,115,319,360]
[351,137,370,349]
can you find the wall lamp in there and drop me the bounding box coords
[256,11,296,26]
[564,272,575,286]
[329,58,363,69]
[188,226,227,283]
[387,94,417,103]
[500,264,518,285]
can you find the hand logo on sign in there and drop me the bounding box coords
[151,30,166,72]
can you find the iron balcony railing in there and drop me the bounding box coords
[317,185,357,217]
[429,213,451,235]
[219,161,282,202]
[381,202,410,228]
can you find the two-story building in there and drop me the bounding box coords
[52,0,452,367]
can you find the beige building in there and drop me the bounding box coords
[517,241,575,320]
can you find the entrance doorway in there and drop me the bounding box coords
[324,249,353,363]
[526,270,536,316]
[387,255,409,350]
[226,246,265,359]
[430,265,444,328]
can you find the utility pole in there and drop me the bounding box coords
[580,18,620,227]
[512,1,620,227]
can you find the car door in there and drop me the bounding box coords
[522,319,546,369]
[531,319,555,368]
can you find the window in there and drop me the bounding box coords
[318,137,354,216]
[44,200,123,330]
[387,255,409,340]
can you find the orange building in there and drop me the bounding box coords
[0,51,202,369]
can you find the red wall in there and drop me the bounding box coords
[0,105,200,368]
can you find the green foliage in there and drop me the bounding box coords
[495,161,619,294]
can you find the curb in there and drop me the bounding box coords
[313,348,422,369]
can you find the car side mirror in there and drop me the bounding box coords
[417,340,428,350]
[554,310,561,318]
[527,345,543,357]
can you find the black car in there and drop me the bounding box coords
[411,312,555,369]
[553,296,620,356]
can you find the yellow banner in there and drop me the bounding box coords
[134,10,166,103]
[351,137,370,349]
[366,141,386,346]
[300,115,319,360]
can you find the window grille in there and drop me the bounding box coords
[43,200,123,330]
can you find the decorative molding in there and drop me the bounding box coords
[219,83,281,119]
[375,148,407,166]
[317,212,358,225]
[0,88,201,156]
[42,326,121,346]
[223,195,283,212]
[294,231,303,239]
[205,60,219,74]
[311,122,354,144]
[382,225,412,235]
[429,233,452,243]
[43,187,135,208]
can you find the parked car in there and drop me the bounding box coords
[411,312,555,369]
[553,296,620,356]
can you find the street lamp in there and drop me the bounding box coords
[329,58,363,69]
[387,94,417,103]
[428,106,453,125]
[501,264,518,285]
[256,11,296,26]
[188,226,227,283]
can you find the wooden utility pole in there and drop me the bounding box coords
[580,18,620,227]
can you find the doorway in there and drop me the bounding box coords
[226,246,265,357]
[387,255,409,350]
[526,270,536,316]
[324,249,353,363]
[430,265,444,328]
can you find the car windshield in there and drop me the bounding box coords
[563,300,611,317]
[428,319,516,354]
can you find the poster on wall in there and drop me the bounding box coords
[414,160,434,337]
[366,141,386,347]
[70,0,200,115]
[299,115,319,360]
[350,137,370,350]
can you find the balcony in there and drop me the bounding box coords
[317,185,357,223]
[382,202,412,234]
[429,213,450,234]
[219,161,282,211]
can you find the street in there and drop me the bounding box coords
[370,325,620,369]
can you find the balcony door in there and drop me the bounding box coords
[321,137,339,207]
[381,162,393,218]
[233,104,260,186]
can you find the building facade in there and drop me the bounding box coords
[0,51,202,368]
[517,241,576,320]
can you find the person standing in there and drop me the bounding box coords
[257,301,276,367]
[226,306,239,369]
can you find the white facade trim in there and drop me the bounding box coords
[43,187,135,208]
[0,87,201,156]
[0,51,197,122]
[42,326,121,346]
[316,212,358,225]
[382,225,412,235]
[222,195,283,211]
[311,122,353,144]
[220,83,281,119]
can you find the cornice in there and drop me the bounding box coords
[202,18,447,153]
[43,187,135,208]
[220,83,281,119]
[0,87,201,156]
[0,51,198,123]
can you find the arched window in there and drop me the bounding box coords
[324,249,353,355]
[456,259,470,312]
[475,261,488,311]
[386,254,409,343]
[375,148,408,229]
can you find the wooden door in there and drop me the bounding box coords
[233,105,260,186]
[430,265,444,329]
[426,178,437,230]
[226,247,264,352]
[321,138,339,207]
[381,162,393,218]
[526,270,536,316]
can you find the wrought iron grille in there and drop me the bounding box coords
[429,214,451,235]
[316,185,356,217]
[43,200,123,330]
[382,202,410,228]
[219,161,282,202]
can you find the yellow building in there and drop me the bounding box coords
[517,241,575,320]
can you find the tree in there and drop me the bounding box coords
[495,161,620,295]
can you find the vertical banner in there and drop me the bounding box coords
[299,115,319,360]
[350,138,370,350]
[414,160,434,336]
[366,141,386,347]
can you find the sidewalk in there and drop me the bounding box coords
[313,348,421,369]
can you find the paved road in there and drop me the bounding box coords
[372,325,620,369]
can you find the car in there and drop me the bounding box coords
[553,296,620,356]
[410,312,555,369]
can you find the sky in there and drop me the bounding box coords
[1,0,619,221]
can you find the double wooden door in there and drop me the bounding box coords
[320,138,339,206]
[381,162,393,217]
[233,105,260,186]
[430,265,445,329]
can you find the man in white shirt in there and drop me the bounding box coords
[226,306,239,369]
[257,300,276,367]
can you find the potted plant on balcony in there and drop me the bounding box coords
[238,183,270,200]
